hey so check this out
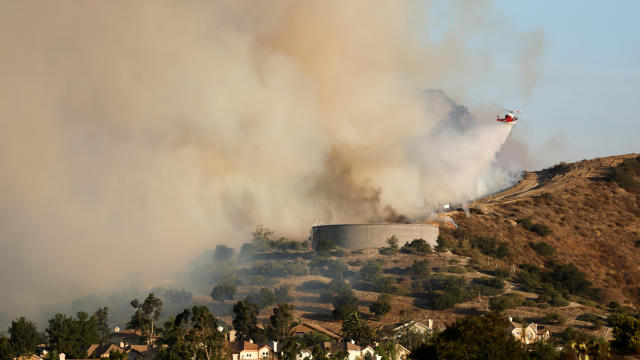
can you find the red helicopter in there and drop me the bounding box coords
[496,109,523,124]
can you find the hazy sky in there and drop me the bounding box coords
[480,0,639,167]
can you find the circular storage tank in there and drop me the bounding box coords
[311,223,439,249]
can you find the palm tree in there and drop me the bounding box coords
[341,312,375,345]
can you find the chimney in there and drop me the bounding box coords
[114,326,120,333]
[59,353,66,360]
[249,339,253,344]
[350,339,355,344]
[271,341,278,353]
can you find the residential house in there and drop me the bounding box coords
[296,348,312,360]
[307,341,368,360]
[226,329,238,342]
[229,341,260,360]
[129,344,161,359]
[87,342,158,360]
[110,327,146,347]
[392,344,411,360]
[507,317,551,344]
[14,355,43,360]
[392,320,432,338]
[87,343,126,358]
[291,322,341,340]
[258,345,274,359]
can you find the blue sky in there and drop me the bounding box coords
[458,1,640,168]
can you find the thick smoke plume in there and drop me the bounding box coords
[0,1,540,323]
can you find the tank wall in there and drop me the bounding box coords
[311,224,439,249]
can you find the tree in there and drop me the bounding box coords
[214,245,235,262]
[187,306,224,360]
[211,284,237,301]
[409,260,430,279]
[47,311,102,358]
[109,349,128,360]
[268,303,295,341]
[401,239,432,254]
[280,337,304,360]
[369,294,392,320]
[0,335,13,360]
[412,312,529,360]
[435,235,453,252]
[341,312,375,345]
[275,284,294,302]
[611,314,640,353]
[332,289,359,320]
[375,342,398,360]
[9,317,38,356]
[94,307,110,344]
[128,293,163,339]
[359,261,382,282]
[246,288,276,309]
[157,306,225,360]
[232,300,259,342]
[387,236,398,249]
[527,341,558,360]
[300,331,332,347]
[311,343,330,360]
[314,238,336,255]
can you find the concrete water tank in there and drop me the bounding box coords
[311,223,439,249]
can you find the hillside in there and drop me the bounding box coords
[199,154,640,347]
[446,153,640,306]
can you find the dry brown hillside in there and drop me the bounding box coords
[445,153,640,306]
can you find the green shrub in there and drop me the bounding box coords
[369,294,392,319]
[610,314,640,351]
[531,223,552,237]
[610,156,640,194]
[576,313,604,326]
[375,276,399,294]
[530,241,555,256]
[473,277,505,290]
[379,247,397,256]
[275,284,294,302]
[246,288,276,309]
[332,289,359,320]
[426,276,469,310]
[447,266,466,274]
[436,235,454,252]
[560,326,595,345]
[489,293,525,311]
[410,260,431,279]
[211,284,237,301]
[359,260,383,282]
[328,277,351,293]
[518,218,552,237]
[298,280,328,291]
[469,236,510,259]
[319,291,334,303]
[401,239,433,254]
[542,312,565,325]
[549,296,570,307]
[333,249,348,257]
[494,268,510,278]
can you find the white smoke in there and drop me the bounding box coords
[0,1,539,321]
